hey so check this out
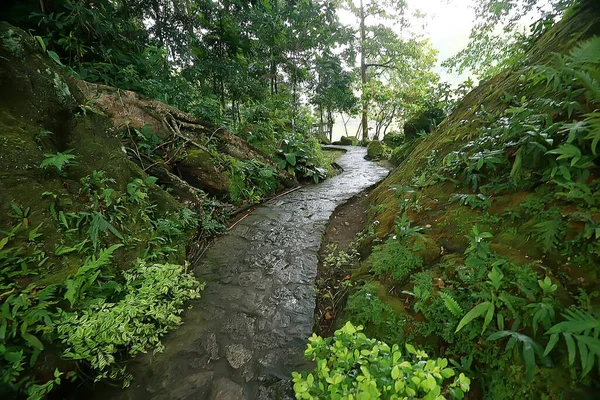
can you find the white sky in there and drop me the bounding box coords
[337,0,478,86]
[407,0,477,84]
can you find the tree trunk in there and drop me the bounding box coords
[327,110,334,142]
[360,0,368,142]
[341,113,350,137]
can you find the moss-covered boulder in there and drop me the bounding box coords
[339,136,359,146]
[177,149,230,197]
[390,139,420,166]
[316,133,331,145]
[366,140,385,160]
[0,21,187,280]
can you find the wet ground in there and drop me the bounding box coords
[106,146,389,400]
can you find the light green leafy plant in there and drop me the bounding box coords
[39,149,78,173]
[292,321,470,399]
[57,262,203,385]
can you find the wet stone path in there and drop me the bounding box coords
[114,146,389,400]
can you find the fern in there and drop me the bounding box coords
[88,211,123,249]
[544,309,600,377]
[568,36,600,65]
[441,292,463,317]
[40,149,78,173]
[533,219,563,251]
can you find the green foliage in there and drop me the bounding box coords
[441,292,463,318]
[57,262,202,384]
[277,136,328,183]
[545,309,600,377]
[228,159,279,204]
[293,322,470,399]
[39,149,78,174]
[345,283,393,329]
[370,239,423,282]
[464,226,493,260]
[0,171,203,397]
[487,330,546,382]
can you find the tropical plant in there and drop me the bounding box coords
[293,322,471,399]
[39,150,78,173]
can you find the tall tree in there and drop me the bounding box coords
[345,0,410,140]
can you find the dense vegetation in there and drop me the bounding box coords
[310,1,600,399]
[2,0,599,399]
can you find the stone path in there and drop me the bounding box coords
[109,146,389,400]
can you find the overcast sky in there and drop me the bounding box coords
[337,0,478,86]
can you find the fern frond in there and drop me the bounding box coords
[441,292,463,318]
[574,70,600,104]
[569,36,600,65]
[545,309,600,377]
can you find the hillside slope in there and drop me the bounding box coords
[0,22,294,398]
[346,1,600,398]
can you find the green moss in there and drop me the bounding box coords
[1,28,23,56]
[366,140,386,160]
[390,139,419,166]
[370,239,423,282]
[339,136,359,146]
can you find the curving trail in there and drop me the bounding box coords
[109,146,389,400]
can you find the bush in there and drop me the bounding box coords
[366,140,391,161]
[371,239,423,282]
[383,132,404,149]
[292,321,471,399]
[57,262,203,385]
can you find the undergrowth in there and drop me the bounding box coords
[332,36,600,399]
[0,169,205,399]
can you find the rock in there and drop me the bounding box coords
[390,139,419,166]
[209,377,244,400]
[178,149,230,197]
[225,344,253,369]
[315,133,331,144]
[156,372,214,400]
[339,136,359,146]
[366,140,387,160]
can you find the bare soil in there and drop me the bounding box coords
[314,188,373,337]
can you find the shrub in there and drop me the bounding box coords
[371,239,423,282]
[292,321,471,399]
[383,132,404,148]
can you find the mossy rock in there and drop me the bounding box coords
[0,22,186,285]
[366,140,385,160]
[410,235,442,264]
[339,136,359,146]
[315,133,331,145]
[390,139,419,166]
[178,149,230,197]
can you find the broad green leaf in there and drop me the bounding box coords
[482,302,495,334]
[564,333,576,365]
[522,341,536,382]
[22,332,44,350]
[543,333,559,356]
[456,302,491,333]
[47,50,63,66]
[285,153,297,166]
[34,35,46,52]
